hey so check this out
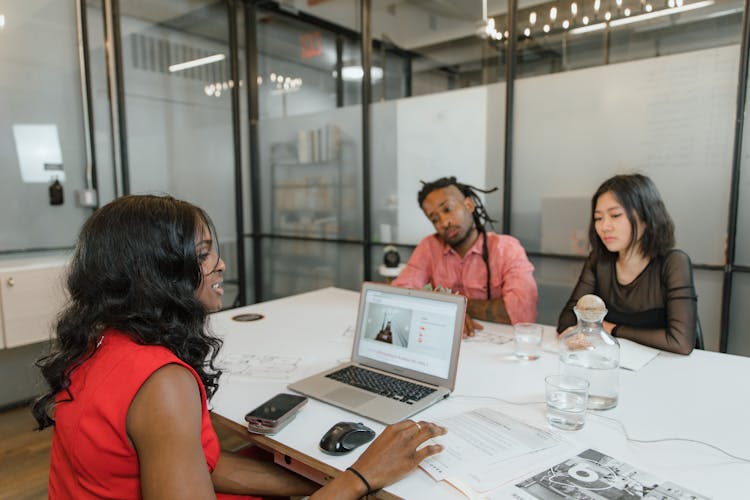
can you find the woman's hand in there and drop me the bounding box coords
[350,420,446,491]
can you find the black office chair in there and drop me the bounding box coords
[694,317,705,350]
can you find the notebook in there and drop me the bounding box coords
[288,282,466,425]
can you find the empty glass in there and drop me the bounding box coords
[514,323,543,360]
[545,375,589,431]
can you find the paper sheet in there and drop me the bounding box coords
[464,329,514,346]
[420,408,564,490]
[219,353,302,380]
[543,336,660,371]
[618,338,660,371]
[491,448,711,499]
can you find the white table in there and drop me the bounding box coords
[209,287,750,499]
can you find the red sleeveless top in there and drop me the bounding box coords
[49,329,254,499]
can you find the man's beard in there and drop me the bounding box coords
[446,224,476,249]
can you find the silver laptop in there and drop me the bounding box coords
[288,282,466,424]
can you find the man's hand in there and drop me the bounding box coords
[463,314,484,338]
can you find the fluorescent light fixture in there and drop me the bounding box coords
[569,22,607,34]
[339,65,384,82]
[703,7,743,20]
[609,0,714,27]
[168,53,225,73]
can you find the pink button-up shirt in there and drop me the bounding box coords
[392,232,538,323]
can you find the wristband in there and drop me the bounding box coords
[346,466,372,498]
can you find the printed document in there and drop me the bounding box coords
[490,448,710,499]
[420,408,564,490]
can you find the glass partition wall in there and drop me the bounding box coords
[21,0,749,354]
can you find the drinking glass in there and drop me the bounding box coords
[514,323,543,360]
[545,375,589,430]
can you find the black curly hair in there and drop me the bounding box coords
[589,174,675,261]
[418,176,498,299]
[31,195,223,429]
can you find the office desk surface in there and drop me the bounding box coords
[209,287,750,499]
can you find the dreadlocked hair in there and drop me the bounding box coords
[418,176,499,300]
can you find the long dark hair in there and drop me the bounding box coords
[32,195,223,429]
[418,176,498,299]
[589,173,675,260]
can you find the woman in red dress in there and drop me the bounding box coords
[32,195,445,499]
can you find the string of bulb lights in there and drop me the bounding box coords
[477,0,716,41]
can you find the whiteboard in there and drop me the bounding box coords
[512,45,739,265]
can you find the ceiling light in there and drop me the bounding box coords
[571,3,578,16]
[624,8,631,15]
[569,22,607,34]
[563,19,570,29]
[609,0,714,26]
[616,0,623,6]
[543,24,551,33]
[168,53,225,73]
[339,65,384,82]
[583,15,590,24]
[530,11,537,25]
[0,14,5,29]
[605,11,612,20]
[524,27,531,36]
[594,0,601,12]
[645,4,653,12]
[550,7,558,21]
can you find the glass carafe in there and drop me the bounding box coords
[559,294,620,410]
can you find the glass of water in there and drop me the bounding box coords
[545,375,589,431]
[514,323,543,360]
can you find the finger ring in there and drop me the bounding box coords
[414,422,422,432]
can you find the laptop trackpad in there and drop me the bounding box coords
[325,387,376,407]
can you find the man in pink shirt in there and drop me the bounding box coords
[392,177,538,336]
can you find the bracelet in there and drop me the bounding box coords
[346,466,372,498]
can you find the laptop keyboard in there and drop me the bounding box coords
[326,365,436,404]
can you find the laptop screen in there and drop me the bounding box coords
[356,288,459,379]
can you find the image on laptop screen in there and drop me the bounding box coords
[357,289,458,379]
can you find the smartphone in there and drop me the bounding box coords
[244,393,308,435]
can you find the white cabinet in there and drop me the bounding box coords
[0,258,67,349]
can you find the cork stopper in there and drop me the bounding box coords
[574,294,607,323]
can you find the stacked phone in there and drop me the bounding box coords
[244,393,308,435]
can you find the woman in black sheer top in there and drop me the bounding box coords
[557,174,698,355]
